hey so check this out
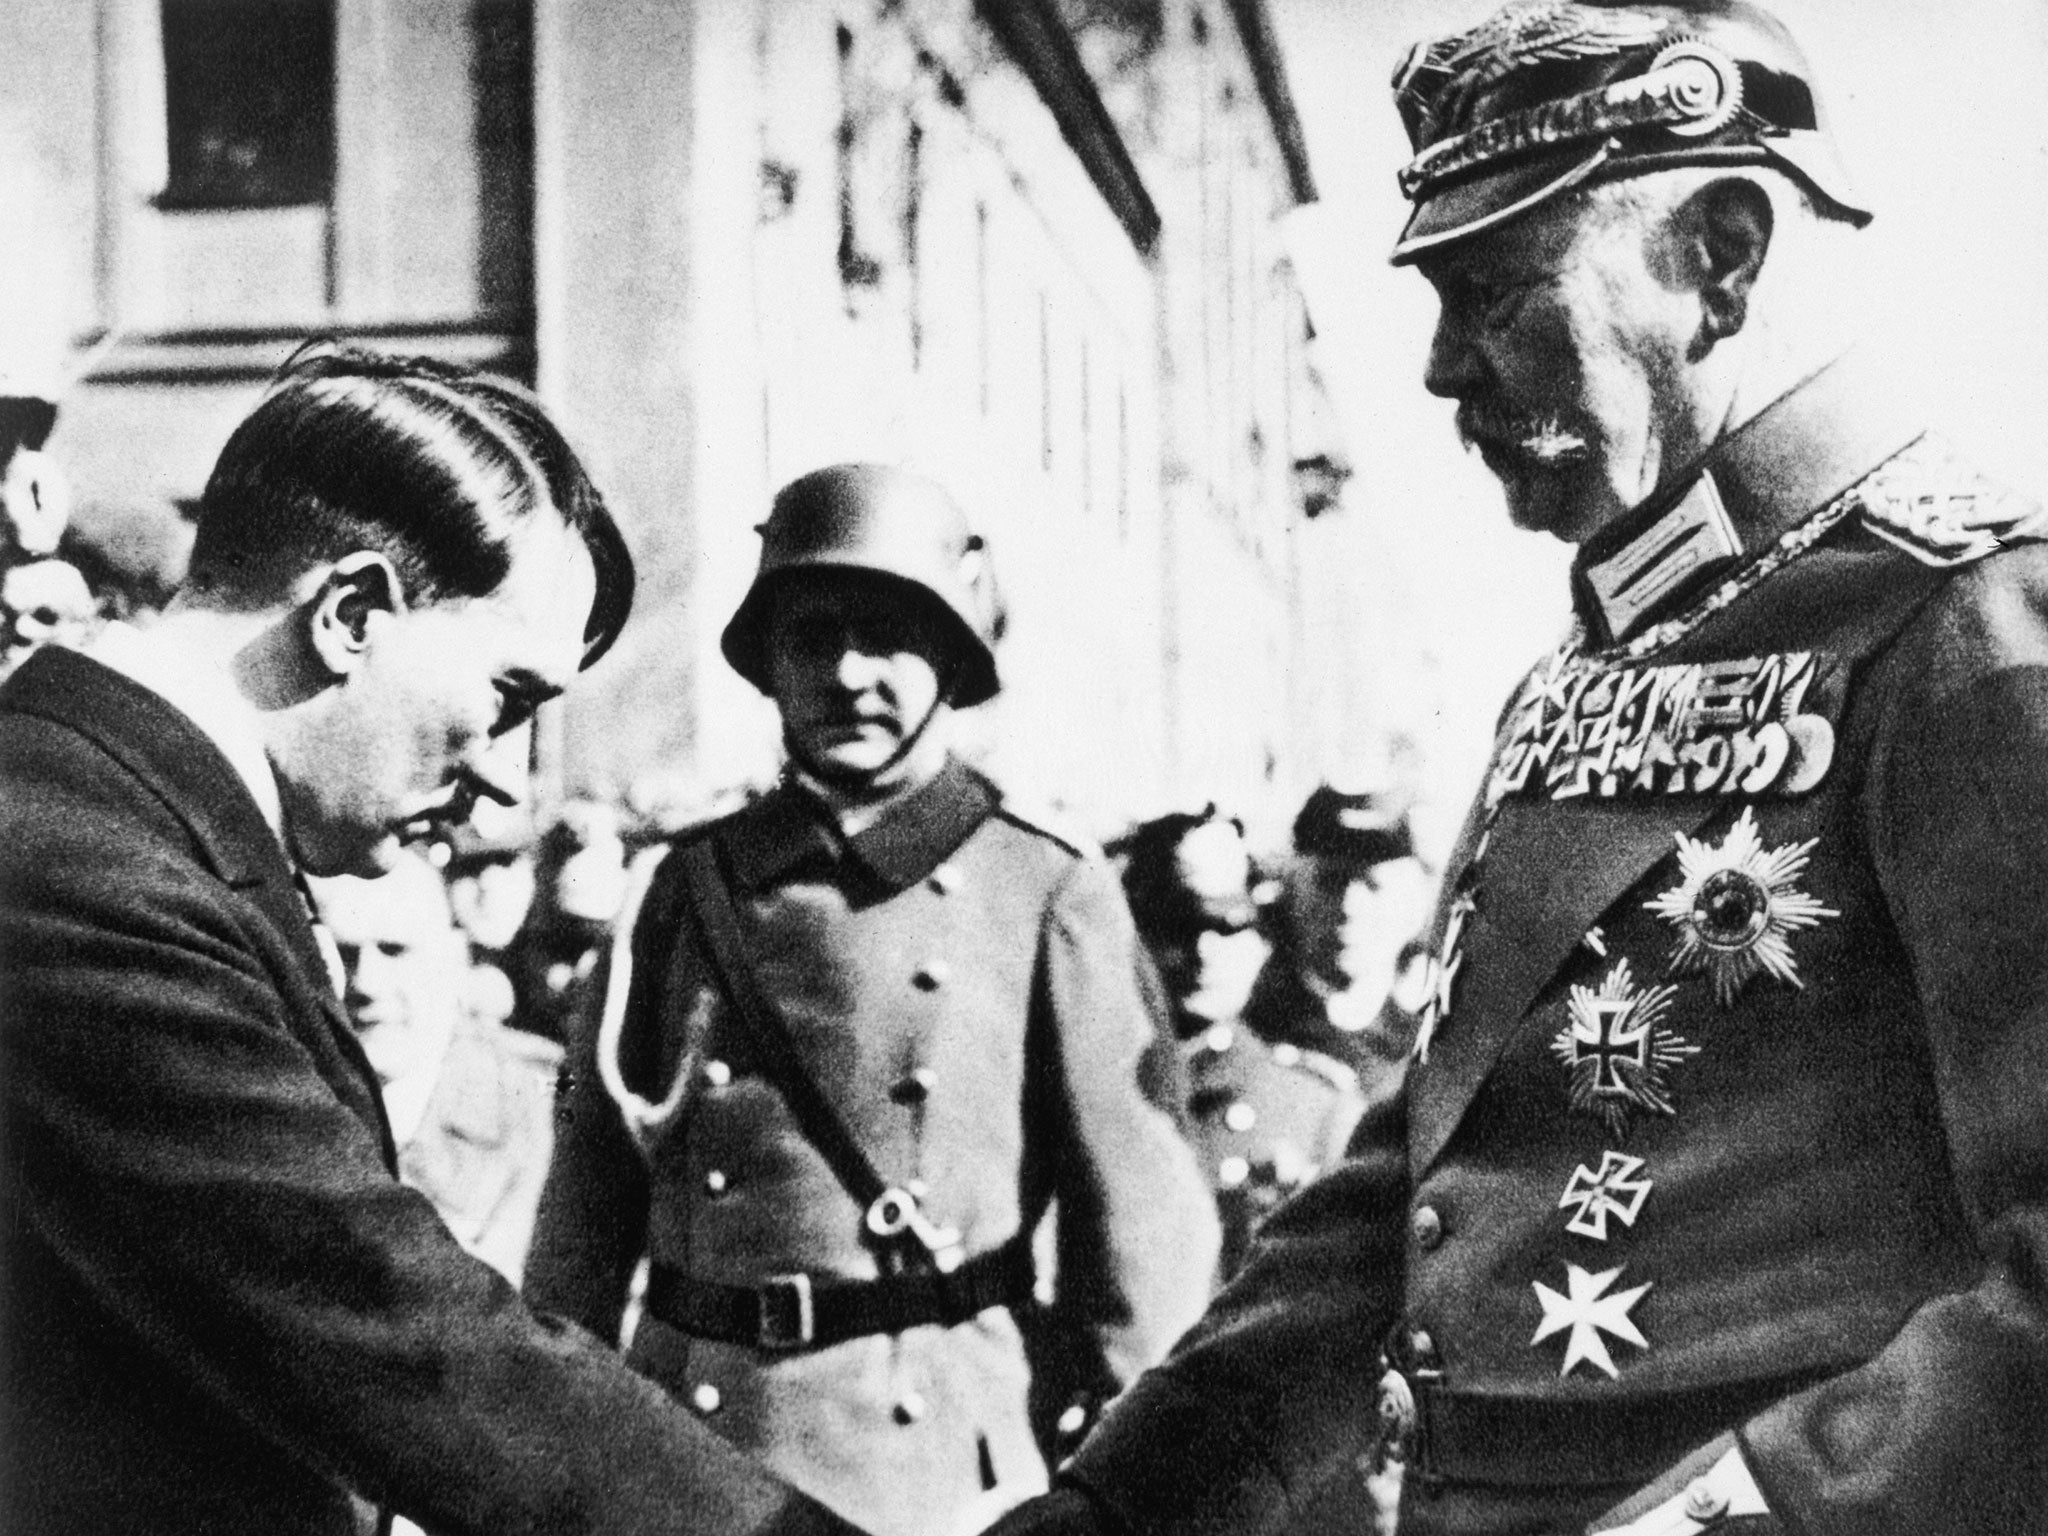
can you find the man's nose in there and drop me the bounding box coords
[348,947,394,1005]
[834,644,885,692]
[464,729,529,808]
[1423,302,1483,400]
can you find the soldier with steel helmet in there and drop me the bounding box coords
[987,2,2048,1533]
[528,463,1218,1536]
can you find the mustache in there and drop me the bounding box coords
[1455,400,1591,469]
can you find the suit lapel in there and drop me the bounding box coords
[1,648,394,1158]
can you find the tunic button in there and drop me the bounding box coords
[928,862,963,895]
[1217,1155,1251,1189]
[692,1383,722,1414]
[1201,1023,1235,1054]
[913,960,951,991]
[702,1059,732,1087]
[1411,1206,1444,1250]
[704,1169,729,1197]
[1271,1043,1301,1068]
[890,1067,938,1105]
[1223,1101,1257,1133]
[1683,1480,1729,1522]
[1407,1329,1437,1365]
[892,1390,929,1425]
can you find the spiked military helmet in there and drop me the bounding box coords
[721,463,1006,707]
[1389,0,1870,264]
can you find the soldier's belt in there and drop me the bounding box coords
[644,1238,1034,1353]
[1401,1365,1836,1488]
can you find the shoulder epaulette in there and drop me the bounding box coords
[1856,435,2048,568]
[989,788,1098,860]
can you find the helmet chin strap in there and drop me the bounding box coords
[784,667,957,797]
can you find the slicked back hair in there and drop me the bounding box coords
[184,343,633,666]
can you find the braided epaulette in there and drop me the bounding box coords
[1856,435,2048,567]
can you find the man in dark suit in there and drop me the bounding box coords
[0,347,858,1536]
[989,4,2048,1534]
[526,464,1218,1536]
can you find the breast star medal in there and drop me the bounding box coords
[1559,1151,1654,1241]
[1551,959,1699,1138]
[1644,806,1838,1007]
[1531,1262,1653,1379]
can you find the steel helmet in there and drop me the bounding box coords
[720,463,1006,706]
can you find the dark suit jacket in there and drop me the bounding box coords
[0,646,857,1536]
[1062,358,2048,1535]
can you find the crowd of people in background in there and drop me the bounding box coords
[298,768,1439,1322]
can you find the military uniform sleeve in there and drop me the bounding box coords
[1737,549,2048,1535]
[1058,1091,1411,1534]
[3,798,843,1536]
[1038,853,1220,1383]
[525,852,670,1341]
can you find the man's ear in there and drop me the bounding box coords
[306,552,407,679]
[1689,177,1774,350]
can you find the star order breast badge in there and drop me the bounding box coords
[1559,1150,1654,1241]
[1531,1262,1653,1379]
[1550,959,1699,1138]
[1644,806,1839,1007]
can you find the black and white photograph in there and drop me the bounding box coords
[4,2,2046,1533]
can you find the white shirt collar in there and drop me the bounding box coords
[85,622,287,842]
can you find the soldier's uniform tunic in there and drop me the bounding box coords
[528,759,1217,1536]
[1180,1019,1366,1284]
[1063,358,2048,1535]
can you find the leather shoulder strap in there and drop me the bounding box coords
[673,838,892,1213]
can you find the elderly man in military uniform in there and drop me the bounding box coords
[985,3,2048,1534]
[526,464,1218,1536]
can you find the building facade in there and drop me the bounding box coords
[5,0,1356,837]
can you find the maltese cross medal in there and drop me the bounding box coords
[1531,1262,1653,1379]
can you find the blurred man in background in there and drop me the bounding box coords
[1245,784,1434,1107]
[1120,806,1366,1283]
[313,851,561,1287]
[0,368,95,677]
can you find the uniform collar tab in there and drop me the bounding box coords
[844,757,998,892]
[1573,350,1922,645]
[1577,470,1743,647]
[720,757,997,894]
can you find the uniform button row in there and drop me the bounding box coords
[1411,1205,1445,1250]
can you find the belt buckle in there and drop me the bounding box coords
[756,1273,815,1350]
